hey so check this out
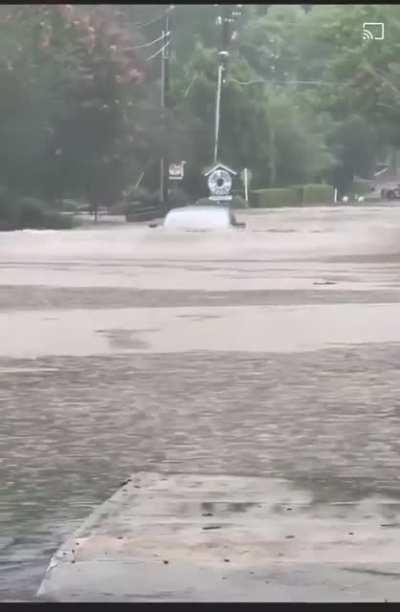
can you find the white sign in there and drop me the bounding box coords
[169,161,186,181]
[240,168,252,203]
[208,169,232,196]
[240,168,252,184]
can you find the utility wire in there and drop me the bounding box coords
[229,77,333,86]
[146,38,170,62]
[184,74,198,98]
[129,6,174,29]
[131,32,169,50]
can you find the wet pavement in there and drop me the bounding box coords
[2,206,400,600]
[37,473,400,602]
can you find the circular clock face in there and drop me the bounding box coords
[208,169,232,196]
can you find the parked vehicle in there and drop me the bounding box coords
[380,185,400,200]
[161,205,245,231]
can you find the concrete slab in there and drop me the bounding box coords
[37,472,400,602]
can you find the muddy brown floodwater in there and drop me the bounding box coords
[2,206,400,600]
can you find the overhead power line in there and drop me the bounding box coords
[129,6,174,29]
[132,32,169,50]
[146,36,170,62]
[229,78,333,86]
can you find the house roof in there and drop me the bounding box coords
[374,166,389,177]
[203,163,237,177]
[375,175,400,186]
[354,164,400,185]
[355,172,400,187]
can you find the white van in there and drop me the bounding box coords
[163,205,244,231]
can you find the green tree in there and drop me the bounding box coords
[0,5,146,209]
[294,4,399,192]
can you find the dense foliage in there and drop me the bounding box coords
[0,4,399,227]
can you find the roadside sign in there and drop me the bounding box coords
[204,163,236,201]
[169,161,186,181]
[240,168,252,184]
[208,169,232,196]
[240,168,252,203]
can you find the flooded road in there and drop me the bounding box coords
[2,206,400,600]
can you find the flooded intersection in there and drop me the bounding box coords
[2,206,400,599]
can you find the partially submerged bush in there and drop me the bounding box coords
[58,199,82,213]
[251,184,334,207]
[351,181,372,198]
[17,197,49,228]
[126,201,144,215]
[43,211,77,229]
[125,198,162,222]
[0,194,77,230]
[127,187,159,207]
[251,188,299,207]
[167,187,192,209]
[231,195,248,209]
[108,201,128,215]
[302,184,334,204]
[0,186,19,227]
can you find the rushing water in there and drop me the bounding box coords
[2,206,400,600]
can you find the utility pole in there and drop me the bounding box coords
[213,6,229,165]
[213,62,224,165]
[213,5,242,165]
[160,16,169,212]
[160,7,175,212]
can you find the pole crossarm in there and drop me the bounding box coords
[146,37,170,62]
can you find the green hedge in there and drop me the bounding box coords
[230,195,248,209]
[351,181,372,197]
[301,184,334,204]
[251,188,299,207]
[251,184,334,207]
